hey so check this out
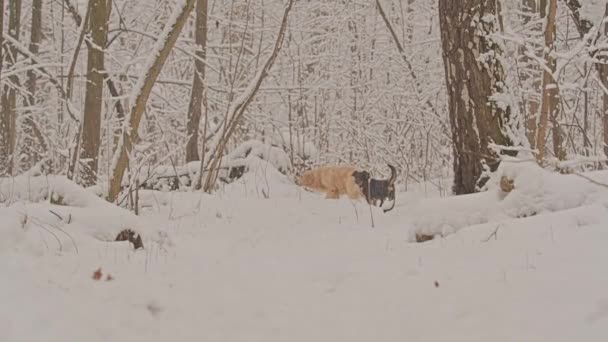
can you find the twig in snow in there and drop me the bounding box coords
[26,214,79,254]
[48,209,64,221]
[482,225,501,243]
[571,171,608,189]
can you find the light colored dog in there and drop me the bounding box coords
[295,166,368,200]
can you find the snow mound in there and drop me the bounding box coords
[222,156,300,199]
[0,175,106,207]
[407,161,608,240]
[0,176,167,255]
[224,139,291,174]
[131,140,292,192]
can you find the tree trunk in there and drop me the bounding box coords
[520,0,540,149]
[21,0,47,170]
[107,0,197,202]
[81,0,110,186]
[186,0,209,162]
[0,0,3,84]
[63,0,125,125]
[438,0,514,195]
[0,0,5,175]
[0,0,21,176]
[600,4,608,157]
[535,0,560,163]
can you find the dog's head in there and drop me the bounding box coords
[352,170,370,188]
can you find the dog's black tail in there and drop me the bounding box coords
[387,164,397,185]
[383,198,396,213]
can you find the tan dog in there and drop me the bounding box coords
[295,166,368,200]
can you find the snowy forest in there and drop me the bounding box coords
[1,0,608,341]
[0,0,607,197]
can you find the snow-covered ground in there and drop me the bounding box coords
[1,162,608,341]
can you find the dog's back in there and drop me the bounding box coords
[296,166,362,199]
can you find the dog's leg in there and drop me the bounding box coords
[345,185,362,200]
[326,188,340,199]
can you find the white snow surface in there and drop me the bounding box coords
[1,162,608,341]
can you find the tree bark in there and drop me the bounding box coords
[535,0,560,163]
[519,0,540,149]
[63,0,125,125]
[21,0,47,170]
[599,5,608,157]
[438,0,514,195]
[81,0,110,186]
[186,0,209,162]
[0,0,21,176]
[0,0,5,175]
[107,0,197,202]
[0,0,3,84]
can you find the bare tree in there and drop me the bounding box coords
[21,0,47,170]
[186,0,209,163]
[601,5,608,158]
[201,0,296,192]
[535,0,560,163]
[563,0,608,158]
[0,0,21,176]
[376,0,447,137]
[0,0,5,175]
[107,0,197,202]
[81,0,111,186]
[519,0,540,149]
[0,0,3,85]
[438,0,514,195]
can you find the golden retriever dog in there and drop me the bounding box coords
[295,166,369,200]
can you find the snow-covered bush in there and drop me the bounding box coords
[134,140,291,191]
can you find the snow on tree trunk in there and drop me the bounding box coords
[519,0,541,150]
[186,0,209,163]
[81,0,110,186]
[535,0,560,163]
[107,0,197,203]
[438,0,514,195]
